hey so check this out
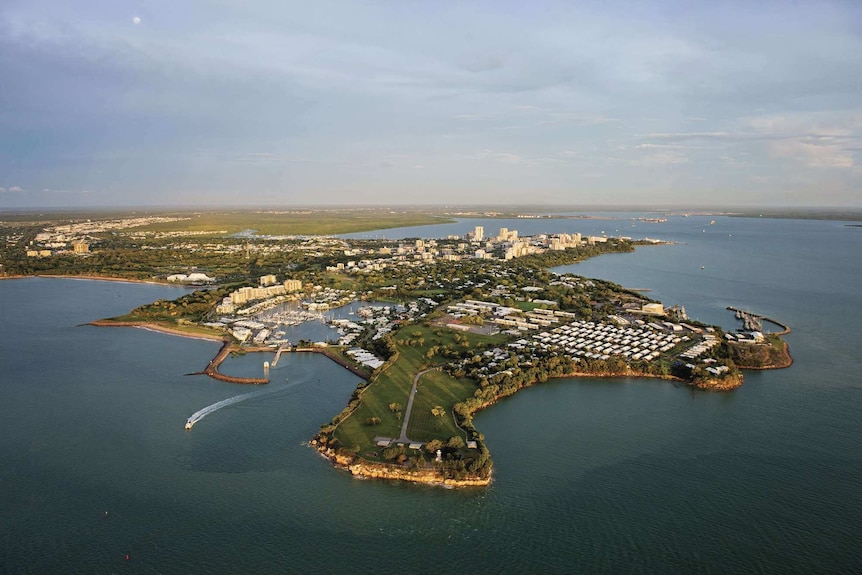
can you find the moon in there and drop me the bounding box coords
[132,16,141,25]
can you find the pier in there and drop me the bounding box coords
[726,306,791,335]
[271,344,290,367]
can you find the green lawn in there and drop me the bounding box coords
[406,371,477,441]
[332,323,508,452]
[513,300,543,312]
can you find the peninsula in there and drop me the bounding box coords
[0,208,791,487]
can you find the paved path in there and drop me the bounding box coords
[396,368,436,444]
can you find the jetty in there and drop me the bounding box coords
[727,306,791,335]
[271,344,291,367]
[191,339,270,384]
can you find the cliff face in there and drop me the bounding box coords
[345,461,491,487]
[311,441,491,487]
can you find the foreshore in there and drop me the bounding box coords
[311,442,492,487]
[313,365,744,489]
[88,319,224,341]
[5,273,176,286]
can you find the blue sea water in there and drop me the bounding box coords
[1,215,861,574]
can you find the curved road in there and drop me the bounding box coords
[396,368,437,444]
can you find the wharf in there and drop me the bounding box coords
[726,306,791,335]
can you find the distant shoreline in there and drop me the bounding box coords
[0,273,176,287]
[37,274,172,286]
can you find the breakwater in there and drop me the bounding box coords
[727,306,791,335]
[293,347,370,379]
[197,340,269,384]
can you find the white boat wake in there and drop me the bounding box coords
[185,381,295,430]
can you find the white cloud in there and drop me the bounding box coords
[470,150,523,164]
[8,186,24,193]
[635,143,713,150]
[637,132,735,141]
[748,112,860,169]
[631,152,690,167]
[768,139,854,168]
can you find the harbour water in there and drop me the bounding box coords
[1,214,861,574]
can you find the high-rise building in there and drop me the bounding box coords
[473,226,484,241]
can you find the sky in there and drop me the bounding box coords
[1,0,861,208]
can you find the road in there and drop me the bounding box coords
[396,368,437,444]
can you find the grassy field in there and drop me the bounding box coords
[133,209,452,236]
[406,370,477,441]
[333,323,508,453]
[513,300,544,312]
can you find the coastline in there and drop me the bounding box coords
[41,273,172,286]
[311,442,492,487]
[81,282,788,488]
[87,311,783,489]
[89,320,269,384]
[313,365,747,488]
[731,341,794,371]
[1,273,177,287]
[88,319,225,341]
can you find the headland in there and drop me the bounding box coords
[1,209,794,487]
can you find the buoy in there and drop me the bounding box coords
[126,554,130,561]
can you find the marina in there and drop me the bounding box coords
[727,306,792,335]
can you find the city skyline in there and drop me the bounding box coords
[2,0,861,208]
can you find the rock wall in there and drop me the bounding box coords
[312,441,491,487]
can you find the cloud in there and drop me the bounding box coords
[469,150,523,164]
[767,139,854,168]
[4,186,25,193]
[3,2,862,207]
[538,113,619,126]
[748,112,860,168]
[637,132,736,141]
[633,111,862,171]
[631,152,690,167]
[635,143,714,150]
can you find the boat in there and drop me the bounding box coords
[185,419,193,430]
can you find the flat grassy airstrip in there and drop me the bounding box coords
[333,324,508,456]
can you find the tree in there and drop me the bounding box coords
[424,439,443,454]
[431,405,446,417]
[446,436,465,449]
[365,416,381,426]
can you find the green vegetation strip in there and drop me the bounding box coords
[135,209,453,235]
